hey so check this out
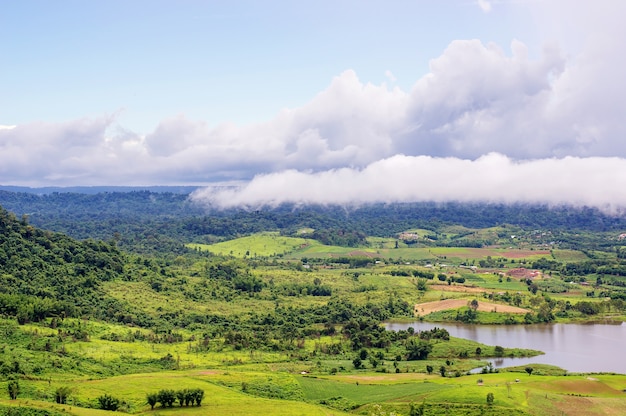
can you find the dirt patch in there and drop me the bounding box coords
[507,268,542,279]
[503,249,551,258]
[197,370,220,375]
[414,299,529,315]
[348,250,379,258]
[429,284,485,293]
[542,379,621,395]
[552,396,626,416]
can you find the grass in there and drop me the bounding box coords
[10,370,353,416]
[187,232,311,258]
[298,375,452,405]
[6,229,626,416]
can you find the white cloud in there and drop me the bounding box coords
[385,70,397,83]
[3,0,626,214]
[477,0,492,13]
[191,153,626,214]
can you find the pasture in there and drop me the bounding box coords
[187,232,311,258]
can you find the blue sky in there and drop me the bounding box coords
[2,1,626,212]
[2,0,531,131]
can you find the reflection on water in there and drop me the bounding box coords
[385,321,626,373]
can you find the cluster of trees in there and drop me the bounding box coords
[418,327,450,341]
[146,389,205,409]
[274,281,332,297]
[315,256,375,268]
[305,229,367,247]
[0,207,128,323]
[5,189,626,257]
[533,257,626,279]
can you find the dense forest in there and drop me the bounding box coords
[2,188,626,415]
[1,189,626,256]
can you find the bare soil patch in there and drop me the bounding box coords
[552,396,626,416]
[197,370,220,375]
[507,268,542,279]
[348,250,378,258]
[542,379,621,395]
[414,299,529,315]
[429,284,485,293]
[503,249,551,258]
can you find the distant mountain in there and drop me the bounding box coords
[0,185,203,194]
[1,188,626,256]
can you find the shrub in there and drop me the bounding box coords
[97,394,120,411]
[55,386,71,404]
[157,389,176,407]
[7,380,19,400]
[146,393,158,410]
[494,345,504,357]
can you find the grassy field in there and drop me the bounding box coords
[5,229,626,416]
[5,368,626,416]
[187,232,311,258]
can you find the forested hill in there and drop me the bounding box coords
[1,189,626,254]
[0,206,126,323]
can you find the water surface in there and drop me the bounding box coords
[385,321,626,373]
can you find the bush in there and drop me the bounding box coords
[494,345,504,357]
[157,389,176,407]
[146,393,158,409]
[55,386,71,404]
[7,379,19,400]
[97,394,120,411]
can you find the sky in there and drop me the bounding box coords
[2,1,626,212]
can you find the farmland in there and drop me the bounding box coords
[2,193,626,415]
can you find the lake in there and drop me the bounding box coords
[385,321,626,374]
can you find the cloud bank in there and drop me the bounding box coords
[3,1,626,211]
[191,153,626,214]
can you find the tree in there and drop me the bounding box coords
[7,380,19,400]
[55,386,71,404]
[146,393,158,410]
[352,357,362,369]
[486,392,494,406]
[525,366,533,376]
[192,389,204,406]
[406,338,432,360]
[184,389,195,406]
[426,365,433,375]
[157,389,176,407]
[176,389,186,406]
[494,345,504,357]
[97,394,120,411]
[439,365,446,377]
[409,401,425,416]
[470,299,479,310]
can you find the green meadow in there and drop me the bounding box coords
[4,217,626,416]
[187,232,311,258]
